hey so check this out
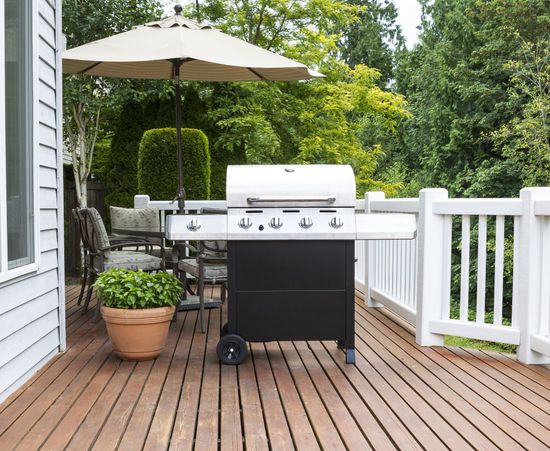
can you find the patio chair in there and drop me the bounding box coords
[110,206,177,269]
[176,240,227,333]
[176,208,227,333]
[73,209,153,307]
[73,207,165,320]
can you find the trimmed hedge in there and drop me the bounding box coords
[138,128,210,201]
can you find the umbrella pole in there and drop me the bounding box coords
[174,60,186,215]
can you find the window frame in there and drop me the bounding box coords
[0,0,40,283]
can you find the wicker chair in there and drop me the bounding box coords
[73,207,165,320]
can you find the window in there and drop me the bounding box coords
[0,0,38,280]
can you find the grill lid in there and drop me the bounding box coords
[226,164,356,208]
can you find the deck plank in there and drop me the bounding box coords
[250,342,295,450]
[116,315,190,451]
[355,308,518,450]
[163,311,208,450]
[238,344,270,450]
[264,341,320,450]
[195,308,222,451]
[361,304,549,449]
[0,287,549,450]
[279,341,347,450]
[219,302,244,451]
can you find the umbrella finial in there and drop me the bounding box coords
[174,4,183,15]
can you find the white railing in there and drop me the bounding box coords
[356,188,550,364]
[355,193,419,325]
[135,189,550,364]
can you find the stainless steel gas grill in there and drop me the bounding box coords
[166,165,416,364]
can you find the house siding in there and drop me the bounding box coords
[0,0,63,403]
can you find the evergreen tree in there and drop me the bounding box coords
[339,0,406,86]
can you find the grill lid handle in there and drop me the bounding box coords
[246,196,336,204]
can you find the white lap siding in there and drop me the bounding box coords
[0,0,64,403]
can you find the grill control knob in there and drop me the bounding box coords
[299,217,314,229]
[187,219,201,232]
[238,217,253,229]
[268,217,283,229]
[329,217,344,229]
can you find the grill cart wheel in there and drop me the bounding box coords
[217,334,247,365]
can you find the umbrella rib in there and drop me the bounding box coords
[78,61,102,74]
[247,67,267,80]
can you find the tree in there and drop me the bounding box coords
[338,0,406,86]
[62,0,163,207]
[492,36,550,187]
[183,0,409,194]
[383,0,549,319]
[390,0,549,198]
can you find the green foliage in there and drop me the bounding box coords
[90,138,111,182]
[183,0,408,196]
[379,1,549,322]
[94,269,183,309]
[63,0,165,207]
[491,37,550,187]
[104,101,145,209]
[391,0,549,198]
[138,128,211,201]
[338,0,406,85]
[444,336,517,354]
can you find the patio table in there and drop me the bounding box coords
[111,225,223,312]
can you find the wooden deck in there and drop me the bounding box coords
[1,286,550,450]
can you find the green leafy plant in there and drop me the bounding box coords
[94,269,183,309]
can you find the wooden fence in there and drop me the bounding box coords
[64,181,105,276]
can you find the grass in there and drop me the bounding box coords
[444,335,517,354]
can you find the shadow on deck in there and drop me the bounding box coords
[1,285,549,450]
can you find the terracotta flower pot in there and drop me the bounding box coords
[101,305,175,361]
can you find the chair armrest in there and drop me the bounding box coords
[198,255,227,265]
[100,241,159,252]
[109,234,151,244]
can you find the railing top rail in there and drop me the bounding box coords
[534,200,550,216]
[432,198,522,216]
[370,198,420,213]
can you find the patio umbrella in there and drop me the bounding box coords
[63,4,323,213]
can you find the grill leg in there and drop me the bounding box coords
[345,348,355,364]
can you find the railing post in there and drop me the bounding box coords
[364,192,385,307]
[517,188,550,364]
[415,188,448,346]
[134,195,150,209]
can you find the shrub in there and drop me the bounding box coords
[90,138,111,182]
[138,128,210,200]
[105,101,145,209]
[94,269,183,309]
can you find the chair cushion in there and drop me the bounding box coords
[110,206,161,245]
[110,206,160,229]
[178,258,227,280]
[87,208,111,251]
[105,251,163,271]
[202,240,227,257]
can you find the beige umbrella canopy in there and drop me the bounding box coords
[63,5,322,211]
